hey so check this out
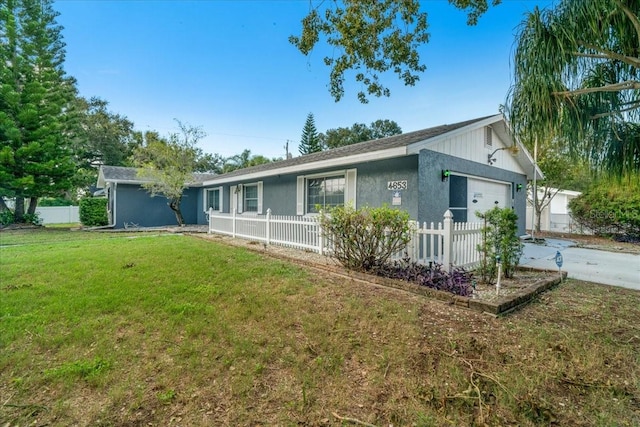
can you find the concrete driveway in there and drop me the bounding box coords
[520,238,640,290]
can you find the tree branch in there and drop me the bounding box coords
[575,43,640,69]
[553,80,640,97]
[590,102,640,119]
[616,0,640,48]
[332,412,378,427]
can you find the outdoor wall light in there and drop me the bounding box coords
[441,169,451,182]
[516,183,523,192]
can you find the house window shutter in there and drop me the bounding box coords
[345,169,357,207]
[296,176,304,215]
[230,186,237,213]
[257,181,263,214]
[203,189,207,212]
[237,186,243,213]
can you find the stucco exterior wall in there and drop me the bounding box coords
[203,156,420,219]
[418,149,528,234]
[114,184,199,228]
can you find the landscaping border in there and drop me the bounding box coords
[196,234,567,316]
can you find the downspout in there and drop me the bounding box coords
[112,182,117,227]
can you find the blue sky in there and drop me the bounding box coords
[53,0,553,159]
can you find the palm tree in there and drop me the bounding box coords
[506,0,640,176]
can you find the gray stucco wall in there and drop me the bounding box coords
[114,184,199,228]
[418,149,528,234]
[205,156,420,219]
[200,151,527,234]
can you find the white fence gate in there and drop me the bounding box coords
[208,208,484,271]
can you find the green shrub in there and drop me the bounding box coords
[476,207,523,283]
[568,179,640,238]
[319,204,412,272]
[22,213,42,226]
[0,210,42,226]
[79,197,108,227]
[0,210,14,226]
[39,197,75,207]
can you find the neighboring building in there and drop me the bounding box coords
[95,166,215,228]
[526,188,583,233]
[198,114,542,235]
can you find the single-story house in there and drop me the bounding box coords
[96,166,215,228]
[526,187,583,233]
[96,114,542,233]
[198,114,542,235]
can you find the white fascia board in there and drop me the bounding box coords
[202,146,408,186]
[104,179,148,185]
[406,114,503,155]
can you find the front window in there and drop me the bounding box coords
[206,188,221,211]
[243,184,258,212]
[306,175,345,213]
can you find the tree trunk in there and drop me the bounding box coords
[535,201,543,233]
[27,197,38,215]
[14,196,25,223]
[168,198,184,226]
[0,197,9,212]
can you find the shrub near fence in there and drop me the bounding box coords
[209,208,484,271]
[79,198,108,227]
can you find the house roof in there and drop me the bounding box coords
[203,114,542,185]
[96,165,216,188]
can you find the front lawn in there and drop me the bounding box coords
[1,229,639,425]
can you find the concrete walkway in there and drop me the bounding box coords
[520,238,640,290]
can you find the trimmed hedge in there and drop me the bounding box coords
[79,197,108,227]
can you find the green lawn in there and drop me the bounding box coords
[1,229,639,426]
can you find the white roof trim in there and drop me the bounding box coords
[202,146,408,185]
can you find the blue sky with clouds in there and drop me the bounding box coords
[53,0,553,159]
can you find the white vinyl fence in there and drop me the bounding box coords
[209,208,484,271]
[35,206,80,224]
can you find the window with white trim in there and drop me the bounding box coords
[306,175,345,213]
[205,187,222,212]
[243,184,259,212]
[233,182,263,214]
[296,169,357,215]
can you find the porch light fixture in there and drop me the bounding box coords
[516,183,523,192]
[441,169,450,182]
[488,145,520,165]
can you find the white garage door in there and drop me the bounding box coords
[467,178,511,219]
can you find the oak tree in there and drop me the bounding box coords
[290,0,499,103]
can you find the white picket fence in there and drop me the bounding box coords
[208,208,484,271]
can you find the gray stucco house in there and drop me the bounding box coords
[96,166,215,228]
[97,114,542,233]
[199,114,542,234]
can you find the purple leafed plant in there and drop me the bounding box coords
[372,259,474,297]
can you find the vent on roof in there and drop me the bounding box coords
[484,126,493,148]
